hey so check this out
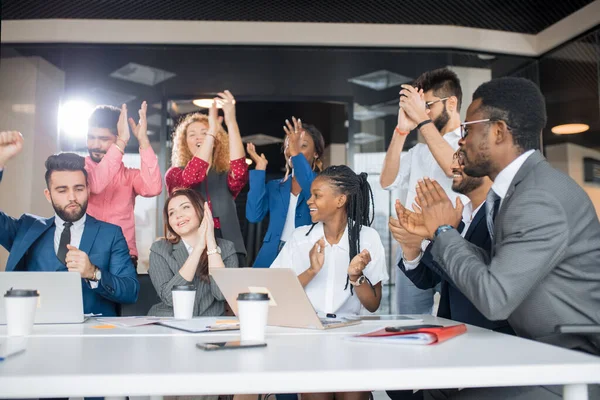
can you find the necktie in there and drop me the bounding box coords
[485,189,501,243]
[57,222,73,265]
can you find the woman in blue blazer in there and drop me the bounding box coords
[246,118,325,268]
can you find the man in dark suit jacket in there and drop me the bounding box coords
[0,132,139,316]
[392,151,513,334]
[397,78,600,399]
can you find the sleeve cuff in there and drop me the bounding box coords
[402,251,424,271]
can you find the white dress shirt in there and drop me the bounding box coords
[383,127,469,209]
[54,213,86,253]
[384,127,469,266]
[491,149,535,208]
[54,213,97,287]
[403,201,484,271]
[182,239,194,255]
[280,193,299,242]
[271,222,389,315]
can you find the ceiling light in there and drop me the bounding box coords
[110,63,175,86]
[245,158,253,165]
[241,133,284,146]
[348,70,412,91]
[58,100,93,138]
[193,99,223,109]
[551,123,589,135]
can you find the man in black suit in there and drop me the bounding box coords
[390,151,513,334]
[386,152,513,400]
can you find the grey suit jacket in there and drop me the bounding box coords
[432,150,600,354]
[147,237,238,317]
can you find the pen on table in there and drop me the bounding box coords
[326,313,337,318]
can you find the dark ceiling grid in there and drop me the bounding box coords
[2,0,594,34]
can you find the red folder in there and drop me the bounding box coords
[355,324,467,345]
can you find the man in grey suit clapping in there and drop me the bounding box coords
[398,77,600,398]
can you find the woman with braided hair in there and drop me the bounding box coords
[271,165,388,316]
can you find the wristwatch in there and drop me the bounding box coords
[434,225,455,239]
[349,275,367,287]
[207,246,222,256]
[91,268,101,282]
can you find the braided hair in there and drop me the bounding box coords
[306,165,375,294]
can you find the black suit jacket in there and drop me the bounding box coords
[399,203,514,334]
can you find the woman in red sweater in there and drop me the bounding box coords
[166,91,248,266]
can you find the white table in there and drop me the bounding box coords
[1,315,599,400]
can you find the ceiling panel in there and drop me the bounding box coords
[2,0,594,34]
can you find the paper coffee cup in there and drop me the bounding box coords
[4,289,39,336]
[237,292,270,342]
[172,284,196,319]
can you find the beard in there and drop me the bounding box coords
[53,199,88,222]
[88,148,106,163]
[452,175,484,195]
[462,147,493,178]
[433,105,450,132]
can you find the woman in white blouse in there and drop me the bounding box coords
[272,164,388,316]
[272,165,388,400]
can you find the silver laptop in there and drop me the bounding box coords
[0,272,85,324]
[211,268,360,330]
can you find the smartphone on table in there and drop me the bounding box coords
[196,341,267,351]
[385,324,443,333]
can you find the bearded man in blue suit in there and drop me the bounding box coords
[0,130,138,316]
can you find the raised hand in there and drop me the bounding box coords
[399,85,429,125]
[203,202,216,249]
[128,101,150,149]
[65,245,96,280]
[196,209,209,252]
[116,104,130,149]
[208,99,219,136]
[395,199,431,239]
[283,116,304,157]
[348,249,371,280]
[0,131,24,168]
[217,90,236,125]
[246,143,268,170]
[396,105,417,134]
[309,237,326,275]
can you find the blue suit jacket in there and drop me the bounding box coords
[400,204,514,334]
[246,154,316,268]
[0,208,139,316]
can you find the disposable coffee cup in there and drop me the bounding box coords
[172,284,196,319]
[237,292,270,342]
[4,289,39,336]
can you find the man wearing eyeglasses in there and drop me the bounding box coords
[397,77,600,399]
[380,68,468,316]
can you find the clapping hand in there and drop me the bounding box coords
[309,237,326,275]
[128,101,150,149]
[246,143,268,170]
[283,116,304,158]
[348,249,371,280]
[116,104,130,149]
[396,179,463,239]
[0,131,24,167]
[217,90,236,125]
[399,85,429,125]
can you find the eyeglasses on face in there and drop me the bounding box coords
[459,118,512,139]
[425,97,449,110]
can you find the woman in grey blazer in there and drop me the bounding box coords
[148,188,238,317]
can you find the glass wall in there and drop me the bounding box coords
[7,39,597,311]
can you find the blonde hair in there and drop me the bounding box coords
[171,113,230,173]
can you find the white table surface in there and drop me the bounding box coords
[1,315,599,399]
